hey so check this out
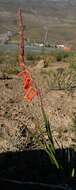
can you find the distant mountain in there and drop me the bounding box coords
[0,0,76,45]
[0,0,76,16]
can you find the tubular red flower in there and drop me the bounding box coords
[17,8,38,102]
[24,86,38,102]
[19,63,25,68]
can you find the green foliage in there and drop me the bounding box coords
[71,168,75,177]
[31,96,59,169]
[41,50,72,65]
[31,98,76,174]
[40,103,59,169]
[15,66,21,74]
[70,62,76,71]
[26,54,41,61]
[52,50,70,62]
[60,148,76,177]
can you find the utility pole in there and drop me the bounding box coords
[44,29,48,46]
[42,28,48,55]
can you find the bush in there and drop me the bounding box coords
[26,54,42,61]
[43,68,76,91]
[51,50,70,62]
[70,62,76,71]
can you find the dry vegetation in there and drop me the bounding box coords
[0,50,76,153]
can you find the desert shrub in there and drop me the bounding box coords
[0,52,19,74]
[26,54,35,61]
[26,53,42,61]
[0,52,18,65]
[70,62,76,71]
[56,52,63,62]
[43,68,76,91]
[0,55,5,64]
[1,65,20,75]
[56,51,69,62]
[51,50,70,62]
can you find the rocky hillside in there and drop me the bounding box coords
[0,0,76,45]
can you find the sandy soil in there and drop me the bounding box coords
[0,61,76,152]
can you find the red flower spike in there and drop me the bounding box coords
[24,86,38,102]
[22,71,32,80]
[23,78,32,89]
[17,9,38,102]
[19,63,25,68]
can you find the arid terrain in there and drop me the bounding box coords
[0,53,76,153]
[0,1,76,189]
[1,0,76,45]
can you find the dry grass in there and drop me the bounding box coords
[0,50,76,153]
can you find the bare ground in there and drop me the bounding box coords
[0,61,76,153]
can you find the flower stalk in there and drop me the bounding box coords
[17,8,59,169]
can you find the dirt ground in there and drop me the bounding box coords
[0,61,76,152]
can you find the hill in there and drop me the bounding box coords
[0,0,76,45]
